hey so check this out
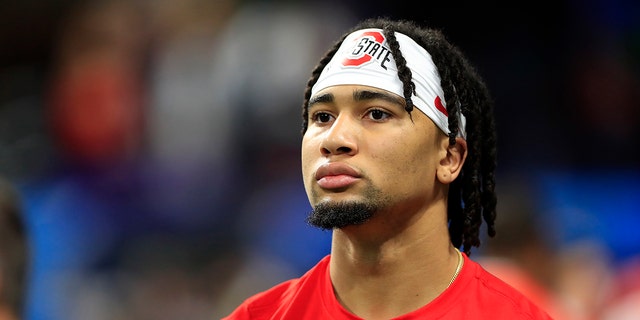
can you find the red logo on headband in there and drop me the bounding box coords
[342,31,393,69]
[434,96,448,117]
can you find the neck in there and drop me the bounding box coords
[329,205,460,319]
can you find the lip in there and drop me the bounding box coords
[315,163,361,189]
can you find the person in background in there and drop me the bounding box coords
[0,178,29,320]
[477,176,571,320]
[223,17,552,319]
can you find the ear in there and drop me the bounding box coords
[436,137,467,184]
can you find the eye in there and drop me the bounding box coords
[366,109,391,121]
[312,111,334,124]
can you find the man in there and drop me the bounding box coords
[223,17,552,319]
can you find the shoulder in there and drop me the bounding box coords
[465,257,554,319]
[222,255,332,320]
[222,279,298,320]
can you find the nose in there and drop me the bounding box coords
[320,114,358,156]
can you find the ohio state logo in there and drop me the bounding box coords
[342,30,393,70]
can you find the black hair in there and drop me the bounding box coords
[301,17,497,255]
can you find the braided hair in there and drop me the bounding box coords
[301,17,497,255]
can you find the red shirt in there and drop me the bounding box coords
[222,253,553,319]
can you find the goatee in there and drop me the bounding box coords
[306,201,376,230]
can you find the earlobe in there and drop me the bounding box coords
[437,137,467,184]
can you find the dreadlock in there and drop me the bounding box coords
[301,17,497,256]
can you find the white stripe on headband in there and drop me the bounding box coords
[311,28,466,139]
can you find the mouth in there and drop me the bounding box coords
[315,162,361,190]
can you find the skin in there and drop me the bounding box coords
[301,84,467,319]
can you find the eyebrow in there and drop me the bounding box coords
[353,89,405,107]
[308,93,334,107]
[308,89,405,108]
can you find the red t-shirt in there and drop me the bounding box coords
[222,253,553,319]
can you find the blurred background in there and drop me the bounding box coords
[0,0,638,319]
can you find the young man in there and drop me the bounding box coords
[223,17,552,319]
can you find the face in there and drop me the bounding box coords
[302,85,449,230]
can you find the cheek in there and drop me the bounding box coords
[301,135,318,176]
[369,137,436,185]
[378,133,431,160]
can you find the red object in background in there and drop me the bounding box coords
[48,60,145,166]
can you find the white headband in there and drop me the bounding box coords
[311,28,466,138]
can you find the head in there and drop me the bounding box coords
[300,18,497,255]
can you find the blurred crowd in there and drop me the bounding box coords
[0,0,638,319]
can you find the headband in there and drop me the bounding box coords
[311,28,466,138]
